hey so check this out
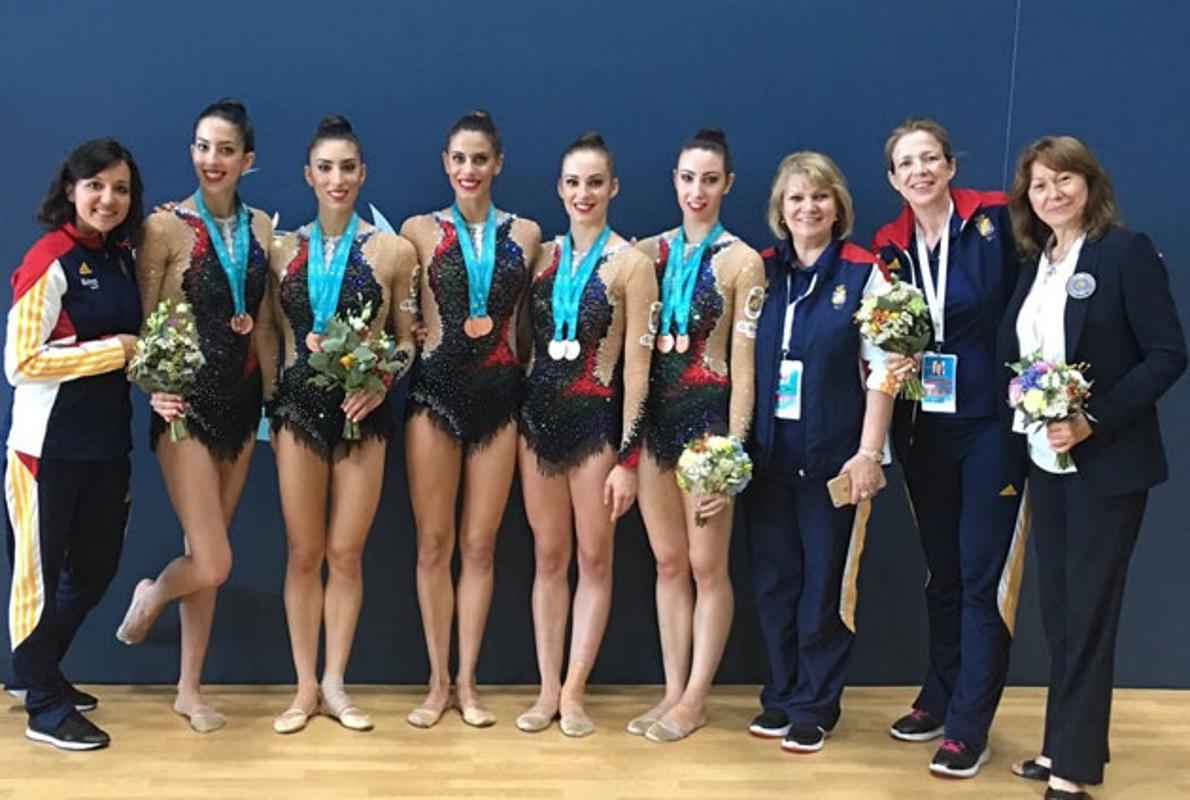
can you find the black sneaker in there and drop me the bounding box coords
[889,708,945,742]
[780,723,829,753]
[929,739,990,778]
[748,708,790,738]
[25,710,110,751]
[6,684,98,711]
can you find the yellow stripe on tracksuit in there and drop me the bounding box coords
[997,482,1032,635]
[839,499,873,633]
[5,452,44,649]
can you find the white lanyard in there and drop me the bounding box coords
[780,270,819,355]
[915,202,953,346]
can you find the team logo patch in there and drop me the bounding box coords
[975,214,995,240]
[831,284,847,309]
[647,301,662,334]
[744,286,765,320]
[885,257,900,273]
[79,262,93,275]
[999,484,1018,497]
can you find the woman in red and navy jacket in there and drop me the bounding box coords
[4,139,143,750]
[872,118,1026,778]
[742,152,895,754]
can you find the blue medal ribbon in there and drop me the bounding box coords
[450,204,497,318]
[307,212,360,334]
[193,191,250,316]
[551,226,611,343]
[659,221,723,336]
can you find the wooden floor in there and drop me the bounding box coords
[0,686,1186,799]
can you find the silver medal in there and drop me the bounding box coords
[563,339,581,361]
[548,339,567,361]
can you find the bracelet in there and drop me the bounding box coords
[857,447,882,464]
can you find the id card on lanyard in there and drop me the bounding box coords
[775,270,817,421]
[916,203,957,414]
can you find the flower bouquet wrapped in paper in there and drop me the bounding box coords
[1007,351,1093,469]
[127,299,205,442]
[307,301,408,440]
[675,434,753,526]
[853,277,932,399]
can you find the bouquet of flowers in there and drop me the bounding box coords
[1007,351,1093,469]
[853,277,932,399]
[307,301,409,440]
[127,299,206,442]
[675,434,753,526]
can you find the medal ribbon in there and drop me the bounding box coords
[659,222,723,336]
[915,201,952,346]
[552,226,611,343]
[450,204,497,318]
[307,212,360,334]
[193,191,250,316]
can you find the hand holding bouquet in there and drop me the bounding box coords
[127,299,206,442]
[675,434,753,526]
[1007,351,1093,469]
[853,277,932,399]
[307,301,410,440]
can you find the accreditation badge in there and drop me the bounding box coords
[776,359,804,420]
[920,351,957,414]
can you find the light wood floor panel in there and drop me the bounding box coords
[1,686,1186,799]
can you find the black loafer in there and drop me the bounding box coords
[1013,758,1051,781]
[1044,788,1091,800]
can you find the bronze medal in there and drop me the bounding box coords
[305,332,323,352]
[465,315,493,338]
[674,333,690,353]
[229,314,254,335]
[657,334,674,353]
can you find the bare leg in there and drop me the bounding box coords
[320,436,385,731]
[455,422,518,725]
[274,431,330,719]
[559,447,617,737]
[516,437,572,731]
[629,447,693,732]
[406,413,462,726]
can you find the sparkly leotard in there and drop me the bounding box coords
[637,228,765,468]
[402,210,535,450]
[260,224,417,462]
[137,203,271,461]
[520,237,657,475]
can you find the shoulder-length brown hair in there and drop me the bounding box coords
[1008,135,1121,258]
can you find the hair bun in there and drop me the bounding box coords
[317,115,354,136]
[694,127,727,146]
[573,131,605,149]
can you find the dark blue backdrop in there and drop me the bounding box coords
[1,0,1186,689]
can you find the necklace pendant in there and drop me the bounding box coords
[464,315,493,338]
[674,333,690,354]
[563,339,581,361]
[229,314,254,335]
[657,334,674,353]
[305,332,324,352]
[547,339,567,361]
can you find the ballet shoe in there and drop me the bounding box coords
[644,709,707,743]
[459,700,497,728]
[273,705,317,735]
[559,710,596,738]
[407,697,451,729]
[320,689,373,732]
[515,707,558,733]
[180,704,226,734]
[115,579,159,645]
[625,708,665,736]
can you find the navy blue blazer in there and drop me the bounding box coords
[997,227,1187,496]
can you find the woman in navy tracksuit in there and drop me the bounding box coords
[872,118,1026,778]
[743,151,895,754]
[1000,135,1185,800]
[4,139,143,750]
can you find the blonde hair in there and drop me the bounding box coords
[766,151,854,240]
[1008,135,1120,258]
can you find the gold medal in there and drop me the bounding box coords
[305,332,323,352]
[229,314,254,335]
[674,333,690,353]
[657,334,674,353]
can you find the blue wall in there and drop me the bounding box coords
[1,0,1187,688]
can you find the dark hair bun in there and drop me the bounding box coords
[316,115,354,136]
[573,131,606,149]
[694,127,727,146]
